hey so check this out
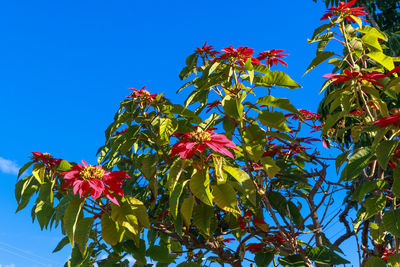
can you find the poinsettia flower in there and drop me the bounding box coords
[373,110,400,128]
[171,129,237,159]
[216,45,260,67]
[320,0,367,23]
[30,152,62,166]
[382,248,394,262]
[127,86,158,103]
[323,69,386,87]
[195,41,219,58]
[206,100,222,113]
[285,109,319,121]
[222,238,236,243]
[257,49,289,67]
[246,243,263,253]
[61,161,130,206]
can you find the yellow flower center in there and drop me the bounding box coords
[188,131,211,142]
[42,153,52,159]
[79,166,105,181]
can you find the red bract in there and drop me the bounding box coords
[206,100,221,113]
[320,0,367,23]
[171,129,237,159]
[61,161,130,206]
[30,152,62,166]
[285,109,319,121]
[323,69,386,87]
[246,243,263,253]
[257,49,289,67]
[374,111,400,128]
[127,86,158,103]
[222,238,236,243]
[216,45,260,67]
[382,248,394,262]
[195,41,219,58]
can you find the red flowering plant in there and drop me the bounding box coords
[306,0,400,265]
[17,1,400,265]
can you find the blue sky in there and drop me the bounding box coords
[0,0,355,265]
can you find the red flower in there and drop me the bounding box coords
[206,100,221,113]
[257,49,289,67]
[285,109,319,121]
[246,243,263,253]
[30,152,62,166]
[127,86,158,103]
[374,110,400,128]
[382,248,394,262]
[222,238,236,243]
[171,129,237,159]
[320,0,367,23]
[113,129,128,136]
[195,41,219,58]
[216,45,260,67]
[323,69,386,87]
[61,161,130,206]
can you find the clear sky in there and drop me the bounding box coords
[0,0,352,266]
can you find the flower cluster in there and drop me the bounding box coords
[195,41,219,59]
[285,109,319,122]
[238,211,267,231]
[215,45,260,67]
[320,0,367,23]
[257,49,288,67]
[61,161,130,206]
[30,152,62,167]
[171,128,237,159]
[127,86,158,104]
[374,109,400,128]
[323,69,386,87]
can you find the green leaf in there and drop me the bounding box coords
[370,223,385,244]
[225,166,256,206]
[224,166,249,184]
[258,111,291,132]
[180,196,194,227]
[256,95,298,114]
[18,161,33,178]
[212,183,240,214]
[368,51,395,71]
[57,160,72,172]
[169,181,188,218]
[376,140,398,170]
[222,95,242,121]
[393,168,400,198]
[53,236,69,253]
[190,169,213,206]
[101,213,124,246]
[146,245,176,264]
[193,203,213,236]
[340,147,373,181]
[254,70,301,89]
[278,255,305,267]
[159,118,177,143]
[255,252,274,267]
[383,210,400,236]
[63,198,84,246]
[35,200,54,230]
[310,23,334,40]
[32,164,45,184]
[388,254,400,267]
[260,156,280,178]
[307,247,350,265]
[75,217,93,256]
[212,155,227,184]
[304,51,335,75]
[365,195,386,219]
[364,256,386,267]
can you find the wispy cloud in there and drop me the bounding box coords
[0,157,19,175]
